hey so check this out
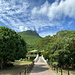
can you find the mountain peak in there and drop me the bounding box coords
[19,30,40,37]
[18,30,41,50]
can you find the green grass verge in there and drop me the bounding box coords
[12,60,32,65]
[56,70,75,75]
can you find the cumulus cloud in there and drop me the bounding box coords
[19,26,25,31]
[39,31,56,37]
[32,0,75,20]
[0,0,75,37]
[32,1,49,15]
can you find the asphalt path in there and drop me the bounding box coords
[30,56,56,75]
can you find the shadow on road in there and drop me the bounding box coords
[32,64,49,73]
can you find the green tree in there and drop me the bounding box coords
[0,27,27,69]
[38,30,75,75]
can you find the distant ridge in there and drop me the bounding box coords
[18,30,41,50]
[20,30,40,36]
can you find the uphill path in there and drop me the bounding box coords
[29,56,56,75]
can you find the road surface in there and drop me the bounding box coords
[30,56,56,75]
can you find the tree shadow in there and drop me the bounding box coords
[31,64,49,73]
[0,64,27,75]
[63,67,75,71]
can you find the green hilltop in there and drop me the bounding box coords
[18,30,41,50]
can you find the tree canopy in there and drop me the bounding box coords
[0,27,27,69]
[36,30,75,69]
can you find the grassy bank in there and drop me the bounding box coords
[12,60,32,65]
[56,69,75,75]
[0,60,32,75]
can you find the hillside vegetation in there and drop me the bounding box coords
[18,30,41,50]
[37,30,75,75]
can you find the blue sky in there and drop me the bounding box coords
[0,0,75,37]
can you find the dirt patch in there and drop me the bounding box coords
[0,60,32,75]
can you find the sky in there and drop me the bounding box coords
[0,0,75,37]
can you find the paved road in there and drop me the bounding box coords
[30,56,56,75]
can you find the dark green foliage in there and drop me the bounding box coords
[18,30,41,50]
[0,26,27,69]
[37,30,75,69]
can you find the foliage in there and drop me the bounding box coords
[37,30,75,69]
[0,26,27,69]
[18,30,41,50]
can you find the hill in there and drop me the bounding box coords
[18,30,41,50]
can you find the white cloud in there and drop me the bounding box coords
[0,0,75,37]
[24,27,30,31]
[0,0,29,15]
[39,31,56,37]
[0,0,30,31]
[32,0,75,20]
[0,18,9,25]
[19,26,25,31]
[32,1,50,15]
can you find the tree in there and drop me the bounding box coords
[0,27,27,69]
[38,30,75,75]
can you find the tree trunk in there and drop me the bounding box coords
[56,66,58,73]
[0,59,4,69]
[68,66,70,75]
[61,66,63,75]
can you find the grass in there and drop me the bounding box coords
[56,69,75,75]
[0,60,32,75]
[47,62,75,75]
[12,60,32,65]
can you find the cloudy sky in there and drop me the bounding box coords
[0,0,75,37]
